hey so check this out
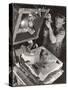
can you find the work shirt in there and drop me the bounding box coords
[43,27,65,58]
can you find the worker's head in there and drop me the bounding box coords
[28,21,34,28]
[55,14,65,29]
[28,13,35,21]
[20,19,28,28]
[28,13,34,28]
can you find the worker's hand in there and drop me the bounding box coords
[46,20,51,29]
[46,13,51,19]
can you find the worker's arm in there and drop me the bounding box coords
[46,21,56,44]
[46,21,65,44]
